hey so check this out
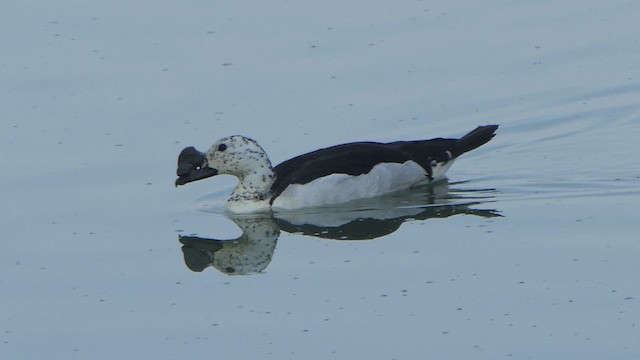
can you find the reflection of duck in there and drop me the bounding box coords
[175,125,498,213]
[179,183,501,275]
[180,215,279,275]
[275,203,498,240]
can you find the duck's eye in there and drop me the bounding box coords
[218,144,227,152]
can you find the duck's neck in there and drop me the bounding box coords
[227,168,276,213]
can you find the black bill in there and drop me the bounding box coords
[175,146,218,186]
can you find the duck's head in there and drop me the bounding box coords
[175,135,272,186]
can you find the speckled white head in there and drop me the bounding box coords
[204,135,276,212]
[205,135,273,177]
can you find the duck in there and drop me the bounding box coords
[176,125,498,213]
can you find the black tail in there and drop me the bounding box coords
[454,125,499,156]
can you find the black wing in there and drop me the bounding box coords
[270,140,455,199]
[270,125,498,200]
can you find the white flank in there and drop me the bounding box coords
[272,160,450,210]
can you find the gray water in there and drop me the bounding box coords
[2,1,640,359]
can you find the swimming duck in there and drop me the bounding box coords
[176,125,498,213]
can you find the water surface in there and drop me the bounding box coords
[2,1,640,359]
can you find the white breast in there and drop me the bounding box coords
[272,160,453,211]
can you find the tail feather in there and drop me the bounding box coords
[454,125,499,156]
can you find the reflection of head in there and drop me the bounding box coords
[181,240,222,272]
[180,216,280,275]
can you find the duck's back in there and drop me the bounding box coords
[269,139,455,210]
[269,125,498,209]
[271,141,435,195]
